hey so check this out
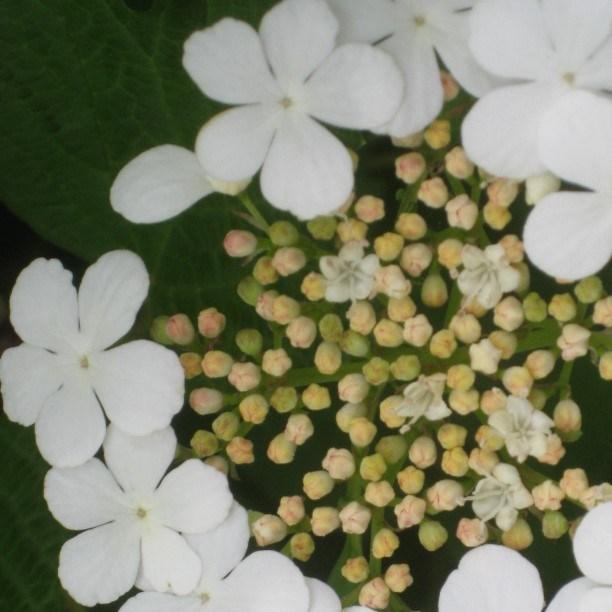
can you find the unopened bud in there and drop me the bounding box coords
[487,179,519,208]
[480,387,507,415]
[489,330,518,360]
[226,437,254,464]
[421,274,449,307]
[372,528,400,559]
[401,243,433,276]
[359,578,390,610]
[525,350,556,380]
[342,556,369,583]
[395,152,426,184]
[450,312,481,344]
[314,341,342,375]
[395,212,427,240]
[429,329,457,359]
[150,316,172,345]
[397,466,425,495]
[262,348,292,377]
[502,366,534,398]
[307,216,337,241]
[267,433,296,464]
[227,362,261,392]
[289,533,314,562]
[268,220,299,246]
[523,292,547,322]
[338,373,370,403]
[375,435,408,465]
[483,201,511,230]
[235,328,263,357]
[363,357,390,386]
[365,481,396,507]
[560,468,589,499]
[349,417,377,447]
[553,399,582,433]
[271,295,300,325]
[449,389,479,415]
[403,314,433,347]
[355,195,385,223]
[388,296,417,322]
[270,386,298,414]
[319,313,343,343]
[409,436,437,469]
[549,293,577,322]
[542,510,568,539]
[337,403,367,432]
[322,448,355,480]
[575,276,604,304]
[205,455,229,475]
[385,564,414,593]
[456,518,488,548]
[303,471,334,500]
[180,352,202,379]
[285,414,314,445]
[252,514,287,546]
[347,300,377,335]
[239,394,269,425]
[418,520,448,551]
[166,314,195,345]
[525,172,561,204]
[374,232,404,262]
[212,412,239,441]
[446,195,478,230]
[197,307,226,339]
[557,324,590,361]
[237,275,263,306]
[418,177,449,209]
[190,430,218,458]
[360,453,387,481]
[379,395,407,429]
[302,383,331,411]
[437,423,468,449]
[278,496,305,527]
[341,330,371,357]
[427,480,464,511]
[337,218,368,243]
[599,352,612,380]
[311,507,340,537]
[494,296,524,332]
[272,247,306,276]
[373,318,404,347]
[469,448,499,475]
[501,518,533,549]
[532,480,565,511]
[441,447,470,477]
[189,387,223,415]
[223,229,257,257]
[300,272,326,301]
[286,316,317,349]
[390,355,421,382]
[593,296,612,327]
[253,256,279,286]
[424,119,451,150]
[438,238,463,270]
[340,502,371,534]
[375,265,411,299]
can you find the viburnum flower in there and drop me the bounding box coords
[462,0,612,179]
[395,373,451,432]
[467,463,533,531]
[177,0,402,219]
[457,244,520,309]
[488,396,554,463]
[44,425,233,606]
[0,250,184,467]
[524,91,612,280]
[439,545,545,612]
[327,0,494,137]
[319,241,380,303]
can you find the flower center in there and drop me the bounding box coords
[562,72,575,86]
[79,355,90,369]
[414,15,426,26]
[200,592,211,604]
[280,97,293,109]
[136,507,148,519]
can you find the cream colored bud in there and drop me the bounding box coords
[311,507,341,537]
[475,425,505,452]
[226,437,254,464]
[409,436,437,469]
[338,373,370,403]
[549,293,577,322]
[456,518,488,548]
[395,212,427,240]
[599,352,612,380]
[374,318,404,347]
[499,234,524,264]
[166,314,195,345]
[277,496,305,526]
[403,314,433,347]
[375,435,408,465]
[418,177,449,208]
[397,466,425,495]
[212,412,239,441]
[341,330,370,358]
[525,350,556,380]
[449,389,479,415]
[392,131,424,147]
[390,355,421,382]
[375,265,412,299]
[552,399,581,434]
[372,528,400,559]
[594,296,612,327]
[360,453,387,481]
[427,480,464,511]
[286,316,317,349]
[429,329,457,359]
[355,195,385,223]
[538,434,566,465]
[438,238,463,270]
[302,383,331,411]
[441,447,470,477]
[336,402,367,432]
[314,341,342,375]
[261,348,291,377]
[285,413,314,445]
[342,556,369,583]
[228,361,261,392]
[480,388,507,415]
[365,481,396,507]
[374,232,404,262]
[347,300,377,335]
[468,448,500,475]
[489,330,518,359]
[395,495,426,529]
[529,388,547,411]
[450,312,481,344]
[502,367,533,398]
[557,324,590,361]
[446,195,478,230]
[303,471,334,500]
[560,468,589,499]
[437,423,468,449]
[252,286,275,316]
[239,394,269,425]
[359,578,390,610]
[272,247,306,277]
[532,480,565,511]
[180,352,202,379]
[395,152,426,184]
[290,533,315,562]
[483,201,512,230]
[401,243,433,276]
[223,229,257,257]
[201,350,233,378]
[487,178,519,208]
[494,296,524,332]
[385,564,414,593]
[579,484,612,509]
[270,386,298,414]
[422,274,449,307]
[189,387,224,415]
[469,339,502,374]
[190,430,218,458]
[361,357,389,386]
[424,119,451,150]
[445,146,474,179]
[340,502,371,534]
[253,256,279,286]
[349,417,377,447]
[322,448,355,480]
[300,271,326,301]
[252,514,287,546]
[267,433,296,464]
[418,520,448,551]
[271,295,300,325]
[197,307,226,339]
[502,519,533,548]
[379,395,407,429]
[388,296,417,322]
[446,365,475,392]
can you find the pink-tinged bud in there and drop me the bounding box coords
[255,290,278,321]
[166,313,195,345]
[440,70,460,101]
[403,314,433,347]
[456,518,488,547]
[267,433,296,464]
[340,502,371,534]
[494,296,524,332]
[197,307,226,338]
[395,152,426,184]
[532,480,565,511]
[557,324,590,361]
[252,514,287,546]
[394,495,426,529]
[302,384,331,411]
[375,265,412,299]
[359,578,390,610]
[201,350,234,378]
[286,316,317,349]
[189,387,224,415]
[409,436,437,469]
[480,387,507,415]
[537,434,566,465]
[239,394,269,425]
[205,455,229,475]
[594,296,612,327]
[303,471,335,500]
[445,146,474,179]
[322,448,356,480]
[372,528,400,559]
[385,564,414,593]
[487,179,519,208]
[395,212,427,240]
[262,348,292,377]
[271,247,306,277]
[401,243,433,277]
[227,362,261,392]
[311,507,341,537]
[355,195,385,223]
[223,229,257,257]
[338,373,370,404]
[277,496,305,527]
[469,339,502,375]
[347,300,377,335]
[427,480,464,511]
[560,468,589,499]
[446,195,478,230]
[418,177,448,209]
[180,352,202,379]
[285,413,314,445]
[365,481,396,507]
[468,448,499,475]
[226,437,254,464]
[360,453,387,481]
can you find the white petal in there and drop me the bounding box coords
[78,250,149,351]
[216,551,310,612]
[9,258,78,353]
[183,19,280,104]
[469,0,554,80]
[439,544,544,612]
[495,506,519,531]
[547,578,597,612]
[326,0,395,44]
[580,587,612,612]
[319,256,343,281]
[304,43,403,129]
[524,192,612,281]
[91,340,184,436]
[120,592,202,612]
[44,459,126,530]
[577,38,612,90]
[59,520,141,606]
[573,502,612,584]
[111,146,213,224]
[141,526,201,596]
[538,90,612,194]
[0,344,63,426]
[462,83,558,179]
[379,33,443,138]
[260,113,353,218]
[155,459,233,534]
[195,104,279,183]
[185,503,250,580]
[35,382,106,468]
[259,0,338,91]
[306,578,342,612]
[103,424,176,494]
[325,281,352,303]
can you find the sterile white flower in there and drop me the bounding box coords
[181,0,403,219]
[488,396,554,463]
[457,244,520,309]
[467,463,533,531]
[306,578,373,612]
[44,425,233,606]
[463,0,612,179]
[395,373,450,432]
[319,241,380,303]
[328,0,494,137]
[0,250,184,467]
[524,91,612,280]
[439,544,545,612]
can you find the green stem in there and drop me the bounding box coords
[238,192,269,230]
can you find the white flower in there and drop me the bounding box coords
[320,241,380,303]
[439,544,545,612]
[462,0,612,179]
[488,396,554,463]
[177,0,402,219]
[467,463,533,531]
[328,0,494,137]
[395,373,450,432]
[524,91,612,280]
[469,338,502,375]
[0,251,184,467]
[457,244,519,310]
[44,425,233,606]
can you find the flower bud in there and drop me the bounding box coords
[379,395,407,429]
[409,436,437,469]
[523,292,547,322]
[449,313,481,344]
[195,309,226,342]
[579,484,612,509]
[374,436,407,465]
[268,220,299,246]
[401,243,433,276]
[337,218,368,243]
[483,201,511,230]
[272,247,306,276]
[150,316,172,345]
[314,341,342,375]
[557,324,590,361]
[427,480,464,511]
[560,468,589,499]
[300,271,326,301]
[286,316,317,349]
[235,328,263,357]
[487,179,519,208]
[494,296,524,331]
[542,510,568,540]
[239,394,269,425]
[302,383,331,411]
[421,273,449,307]
[267,433,296,464]
[372,528,400,559]
[403,314,433,347]
[468,448,499,475]
[361,357,389,385]
[390,355,421,382]
[441,447,470,477]
[338,373,369,403]
[190,430,218,458]
[449,388,479,415]
[375,265,412,299]
[360,453,387,481]
[365,481,396,507]
[455,518,488,548]
[212,412,240,441]
[271,295,300,325]
[549,293,577,322]
[237,275,263,306]
[349,417,377,447]
[340,502,371,534]
[303,471,334,500]
[446,194,478,230]
[532,480,565,511]
[255,290,278,321]
[310,508,341,540]
[388,296,417,322]
[502,366,533,398]
[446,365,475,392]
[285,414,314,445]
[166,314,195,345]
[189,387,223,415]
[228,362,261,392]
[438,238,463,270]
[499,234,524,264]
[418,520,448,551]
[307,216,337,240]
[322,448,355,480]
[575,276,604,304]
[355,195,385,223]
[441,70,460,100]
[501,518,533,548]
[289,533,315,562]
[395,212,427,240]
[226,437,254,464]
[525,172,561,204]
[524,350,556,380]
[593,296,612,327]
[599,352,612,380]
[424,119,451,149]
[262,348,292,377]
[475,425,505,452]
[538,434,566,465]
[270,386,298,414]
[319,313,343,343]
[553,399,581,433]
[445,146,474,179]
[347,300,377,335]
[253,256,279,286]
[205,455,229,475]
[337,402,367,432]
[437,423,468,449]
[480,387,507,415]
[489,330,518,359]
[373,318,404,347]
[223,229,257,257]
[395,152,426,184]
[418,177,449,208]
[252,514,287,546]
[374,232,404,261]
[201,350,233,378]
[277,496,305,527]
[429,329,457,359]
[342,556,369,583]
[359,578,390,610]
[397,466,425,495]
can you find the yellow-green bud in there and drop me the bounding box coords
[238,394,269,425]
[446,364,475,391]
[362,357,390,385]
[302,384,331,411]
[270,386,298,413]
[336,402,367,432]
[438,238,463,270]
[150,315,172,345]
[212,412,240,441]
[574,276,603,304]
[314,342,342,375]
[397,466,425,495]
[376,435,408,464]
[390,355,421,381]
[523,292,547,322]
[379,395,406,429]
[341,556,369,583]
[542,511,569,540]
[341,330,371,357]
[418,520,448,551]
[237,275,263,306]
[235,328,263,357]
[319,313,344,343]
[372,528,400,559]
[349,417,378,447]
[441,447,470,477]
[271,295,300,325]
[374,232,404,262]
[267,433,297,464]
[307,216,337,240]
[268,220,299,246]
[303,471,335,500]
[289,533,315,562]
[385,564,414,593]
[395,212,427,240]
[501,518,533,549]
[360,453,387,481]
[311,507,341,537]
[437,423,468,449]
[429,329,457,359]
[179,352,202,379]
[424,119,451,150]
[253,256,279,286]
[300,272,326,301]
[548,293,577,322]
[599,352,612,380]
[388,296,417,323]
[190,430,218,458]
[337,218,368,243]
[373,319,404,347]
[421,274,448,308]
